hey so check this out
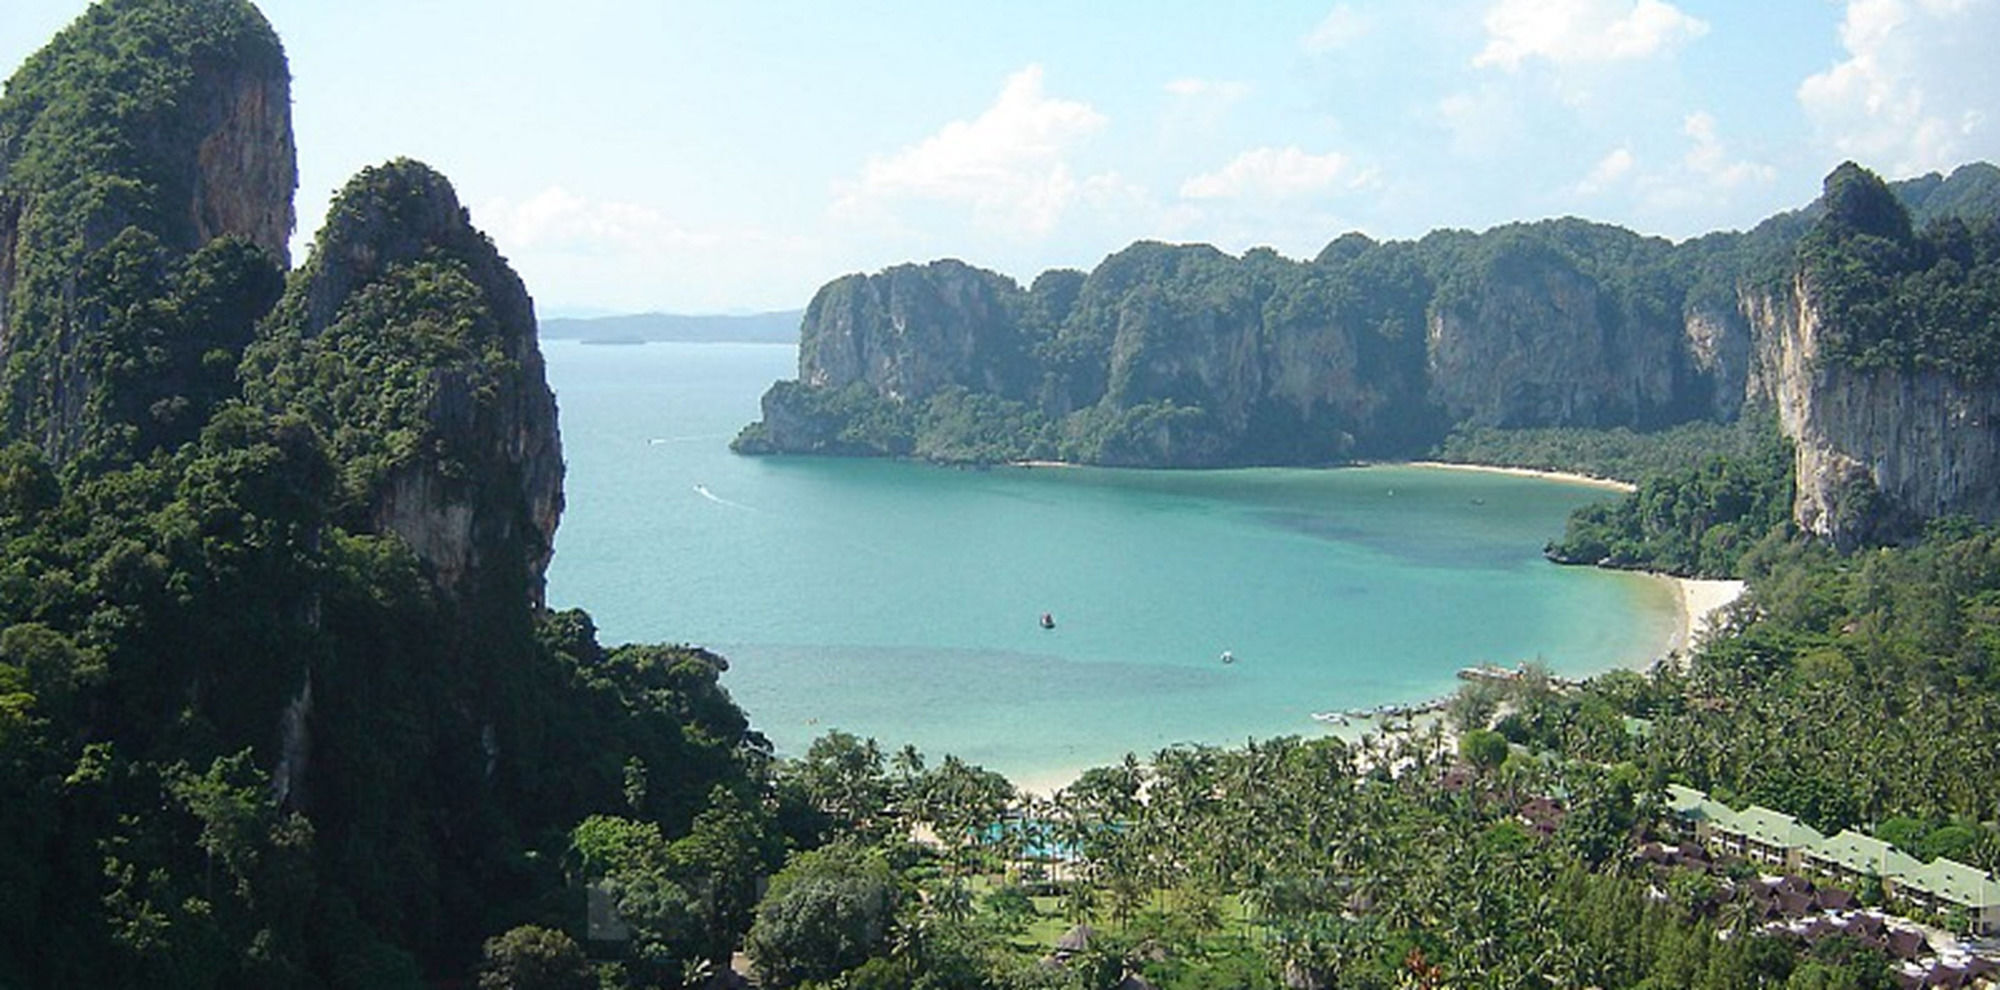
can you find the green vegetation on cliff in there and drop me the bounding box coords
[7,3,2000,986]
[1804,162,2000,378]
[0,7,781,987]
[0,0,291,470]
[740,162,2000,503]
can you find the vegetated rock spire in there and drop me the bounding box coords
[0,0,295,466]
[248,157,564,608]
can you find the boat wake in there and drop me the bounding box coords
[693,484,754,511]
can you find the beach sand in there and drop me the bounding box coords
[1404,460,1638,492]
[1663,575,1748,657]
[1009,766,1088,800]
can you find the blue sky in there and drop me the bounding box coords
[4,1,1999,315]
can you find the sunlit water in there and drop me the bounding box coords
[542,341,1677,783]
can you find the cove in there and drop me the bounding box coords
[542,340,1678,785]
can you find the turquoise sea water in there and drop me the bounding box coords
[541,340,1678,783]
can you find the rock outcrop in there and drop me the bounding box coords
[0,0,294,464]
[743,164,2000,541]
[801,259,1033,401]
[251,159,563,606]
[1423,237,1696,430]
[1747,273,2000,547]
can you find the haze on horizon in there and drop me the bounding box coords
[4,0,1998,317]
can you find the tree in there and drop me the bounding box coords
[477,926,594,990]
[744,844,896,987]
[789,730,890,840]
[1459,729,1509,772]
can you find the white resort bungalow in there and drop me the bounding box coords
[1664,784,2000,935]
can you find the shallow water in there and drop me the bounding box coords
[542,340,1677,781]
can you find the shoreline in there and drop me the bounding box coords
[1659,574,1748,660]
[985,457,1732,797]
[1008,456,1639,493]
[1402,459,1638,492]
[1004,575,1748,800]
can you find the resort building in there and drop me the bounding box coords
[1806,829,1923,886]
[1662,784,2000,935]
[1665,783,1736,843]
[1726,806,1826,871]
[1896,860,2000,935]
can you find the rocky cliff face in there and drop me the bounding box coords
[749,166,2000,539]
[255,159,563,606]
[800,259,1032,401]
[0,0,294,465]
[1747,275,2000,546]
[187,65,295,263]
[1682,301,1755,421]
[1425,263,1687,430]
[754,230,1719,466]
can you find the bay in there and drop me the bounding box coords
[541,340,1678,784]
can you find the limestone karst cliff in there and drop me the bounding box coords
[1741,164,2000,547]
[740,162,2000,540]
[0,5,780,984]
[0,0,295,465]
[248,157,565,607]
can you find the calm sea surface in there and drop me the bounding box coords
[541,341,1678,783]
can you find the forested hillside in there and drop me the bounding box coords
[738,162,2000,550]
[0,3,783,985]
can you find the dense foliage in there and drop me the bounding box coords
[727,519,2000,988]
[1803,163,2000,377]
[0,7,779,987]
[7,3,2000,987]
[743,165,2000,470]
[1545,418,1797,578]
[0,0,290,468]
[1434,415,1779,486]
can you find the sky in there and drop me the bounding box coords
[4,1,2000,316]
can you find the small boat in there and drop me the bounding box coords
[1220,650,1236,665]
[1039,612,1056,630]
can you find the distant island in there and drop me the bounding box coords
[539,309,802,344]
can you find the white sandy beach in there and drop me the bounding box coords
[1405,459,1639,492]
[1664,575,1749,656]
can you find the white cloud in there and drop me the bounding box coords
[473,188,818,311]
[1680,111,1776,189]
[1798,0,2000,174]
[1574,147,1637,195]
[1302,5,1369,53]
[479,187,704,255]
[832,64,1111,237]
[1161,78,1253,134]
[1180,147,1373,201]
[1474,0,1708,70]
[1435,87,1527,158]
[1565,113,1776,233]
